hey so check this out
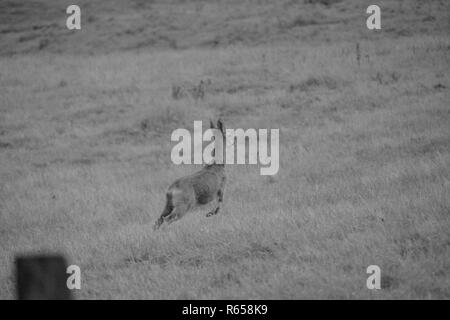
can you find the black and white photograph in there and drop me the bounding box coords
[0,0,449,303]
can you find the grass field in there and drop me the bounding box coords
[0,0,449,299]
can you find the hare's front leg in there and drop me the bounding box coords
[206,189,224,217]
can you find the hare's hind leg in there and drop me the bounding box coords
[165,203,190,225]
[153,194,174,230]
[153,206,172,230]
[206,189,224,217]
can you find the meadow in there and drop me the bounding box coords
[0,0,449,299]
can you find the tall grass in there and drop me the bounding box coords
[0,34,449,299]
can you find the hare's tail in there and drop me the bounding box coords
[153,193,174,231]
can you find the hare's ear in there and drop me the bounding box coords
[217,119,225,134]
[210,119,216,129]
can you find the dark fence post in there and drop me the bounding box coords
[15,254,73,300]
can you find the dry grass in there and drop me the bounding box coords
[0,0,449,299]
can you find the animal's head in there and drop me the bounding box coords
[208,119,225,168]
[210,119,225,136]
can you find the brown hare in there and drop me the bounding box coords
[153,119,226,230]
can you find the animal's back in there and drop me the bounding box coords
[170,169,221,205]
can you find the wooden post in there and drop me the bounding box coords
[15,254,73,300]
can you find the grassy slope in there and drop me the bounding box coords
[0,0,449,298]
